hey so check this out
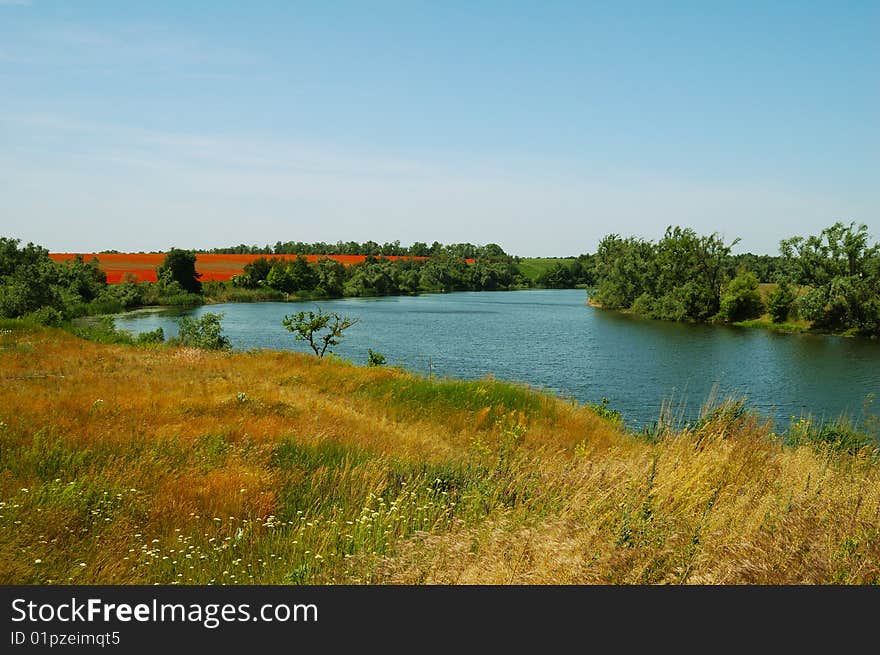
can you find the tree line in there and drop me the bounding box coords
[3,224,877,336]
[200,240,510,260]
[591,222,880,335]
[0,241,535,322]
[229,253,527,296]
[0,242,210,324]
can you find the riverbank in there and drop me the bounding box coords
[587,297,866,338]
[109,290,880,430]
[732,317,811,334]
[2,322,879,584]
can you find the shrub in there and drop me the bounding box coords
[652,291,689,322]
[767,280,796,323]
[784,416,877,454]
[135,327,165,345]
[588,397,622,425]
[66,298,125,318]
[23,306,65,327]
[717,272,764,322]
[630,293,656,317]
[174,312,231,350]
[68,317,137,344]
[99,282,146,310]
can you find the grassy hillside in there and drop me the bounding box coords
[1,324,879,584]
[515,257,574,283]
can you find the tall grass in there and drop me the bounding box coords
[1,322,879,584]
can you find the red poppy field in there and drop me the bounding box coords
[48,253,431,283]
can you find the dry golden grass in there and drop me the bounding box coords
[1,324,878,584]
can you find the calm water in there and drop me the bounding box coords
[113,290,880,429]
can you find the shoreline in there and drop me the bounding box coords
[587,297,870,339]
[114,285,571,315]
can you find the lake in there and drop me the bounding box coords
[113,289,880,430]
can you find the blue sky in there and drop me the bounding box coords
[1,1,877,255]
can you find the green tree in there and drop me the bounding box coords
[593,234,656,309]
[0,238,63,318]
[593,227,740,322]
[237,256,272,288]
[780,222,880,334]
[569,255,596,286]
[266,262,295,293]
[393,259,422,294]
[57,255,107,303]
[157,248,202,294]
[288,255,319,291]
[409,241,430,257]
[100,279,145,310]
[717,271,765,322]
[767,279,796,323]
[314,257,346,297]
[174,312,231,350]
[655,227,738,320]
[281,309,360,357]
[781,222,877,286]
[344,257,397,296]
[537,262,575,289]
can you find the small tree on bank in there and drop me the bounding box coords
[282,308,359,358]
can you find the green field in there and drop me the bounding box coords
[515,258,577,283]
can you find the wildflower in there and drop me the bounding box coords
[34,559,42,565]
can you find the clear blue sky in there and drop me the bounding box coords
[1,1,877,255]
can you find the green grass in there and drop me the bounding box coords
[515,258,574,283]
[202,282,287,303]
[733,318,810,334]
[4,323,880,585]
[357,373,555,422]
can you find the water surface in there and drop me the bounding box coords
[114,290,880,429]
